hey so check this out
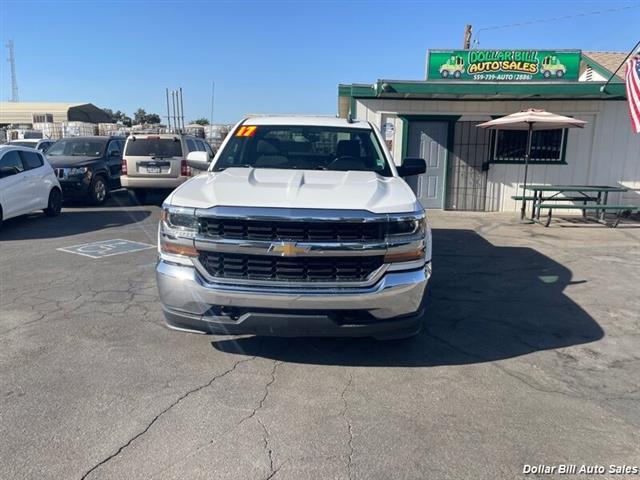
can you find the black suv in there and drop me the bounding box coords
[46,136,125,204]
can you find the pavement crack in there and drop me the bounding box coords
[239,361,280,478]
[340,372,355,480]
[79,356,255,480]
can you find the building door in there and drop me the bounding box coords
[406,121,448,209]
[445,121,490,211]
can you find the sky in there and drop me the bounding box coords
[1,0,639,124]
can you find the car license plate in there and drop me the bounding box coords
[147,166,161,174]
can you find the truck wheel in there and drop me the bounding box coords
[44,188,63,216]
[88,175,108,205]
[453,71,461,79]
[441,70,449,78]
[131,189,148,204]
[543,70,551,78]
[556,70,564,78]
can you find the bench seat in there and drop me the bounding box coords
[538,204,638,227]
[537,204,638,210]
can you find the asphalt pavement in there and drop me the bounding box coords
[1,191,639,479]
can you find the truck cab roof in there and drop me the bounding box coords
[241,115,371,129]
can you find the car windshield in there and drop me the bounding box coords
[213,125,393,176]
[125,137,183,157]
[46,139,107,157]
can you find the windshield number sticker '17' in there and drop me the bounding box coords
[235,126,257,137]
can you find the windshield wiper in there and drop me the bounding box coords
[213,164,254,172]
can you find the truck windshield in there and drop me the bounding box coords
[213,125,393,176]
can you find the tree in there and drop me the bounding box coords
[192,118,210,126]
[102,108,133,127]
[145,113,161,124]
[133,108,161,125]
[117,112,133,127]
[134,108,147,125]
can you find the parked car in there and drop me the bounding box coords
[156,116,431,340]
[121,133,214,203]
[8,138,56,153]
[0,145,62,228]
[45,136,125,205]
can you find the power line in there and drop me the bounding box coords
[473,4,640,47]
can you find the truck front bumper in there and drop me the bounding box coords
[156,260,430,339]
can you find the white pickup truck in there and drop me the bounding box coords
[156,116,431,339]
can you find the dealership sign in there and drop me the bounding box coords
[426,49,581,82]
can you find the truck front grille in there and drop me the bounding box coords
[198,252,384,283]
[199,218,383,242]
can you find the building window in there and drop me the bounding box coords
[490,129,566,164]
[33,113,53,123]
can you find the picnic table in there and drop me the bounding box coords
[511,185,636,227]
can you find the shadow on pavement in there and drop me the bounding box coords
[0,209,152,240]
[63,189,167,208]
[211,228,604,367]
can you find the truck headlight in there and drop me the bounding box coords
[386,215,426,236]
[161,205,198,238]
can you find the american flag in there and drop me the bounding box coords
[625,55,640,134]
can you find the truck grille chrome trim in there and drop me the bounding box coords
[200,217,384,242]
[197,252,385,284]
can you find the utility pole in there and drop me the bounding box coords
[166,88,172,131]
[6,40,18,102]
[178,87,185,130]
[171,90,178,133]
[463,25,472,49]
[209,81,215,128]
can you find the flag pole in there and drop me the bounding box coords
[600,40,640,93]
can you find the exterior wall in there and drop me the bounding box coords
[355,98,640,211]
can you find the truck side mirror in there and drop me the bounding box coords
[397,158,426,177]
[186,151,210,171]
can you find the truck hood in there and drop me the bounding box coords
[168,168,420,214]
[46,155,100,167]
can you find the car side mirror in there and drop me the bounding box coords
[397,158,426,177]
[186,151,210,171]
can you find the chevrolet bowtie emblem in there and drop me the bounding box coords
[269,242,310,256]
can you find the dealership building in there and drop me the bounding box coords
[339,50,639,212]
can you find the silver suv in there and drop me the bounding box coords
[121,133,214,202]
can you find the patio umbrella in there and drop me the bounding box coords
[477,109,587,221]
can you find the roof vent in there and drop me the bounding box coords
[585,66,593,81]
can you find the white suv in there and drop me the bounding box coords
[0,146,62,228]
[156,116,431,339]
[120,133,214,202]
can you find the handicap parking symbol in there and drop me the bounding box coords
[57,239,155,259]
